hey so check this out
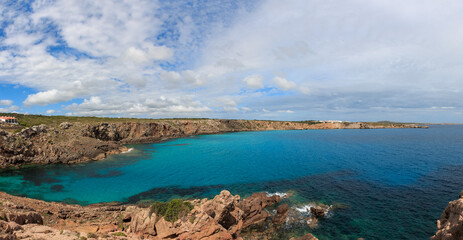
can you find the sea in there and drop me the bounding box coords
[0,125,462,239]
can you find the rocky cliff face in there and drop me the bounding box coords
[0,190,318,240]
[0,119,425,168]
[432,191,463,240]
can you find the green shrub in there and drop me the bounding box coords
[111,232,127,237]
[87,232,97,238]
[150,199,193,223]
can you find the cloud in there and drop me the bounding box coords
[160,70,205,89]
[0,105,19,112]
[122,45,173,64]
[1,0,463,122]
[66,95,212,117]
[0,100,13,106]
[272,76,297,91]
[24,89,72,106]
[46,109,56,114]
[277,110,295,114]
[242,75,264,89]
[300,86,310,95]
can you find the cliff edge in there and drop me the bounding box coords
[0,119,426,169]
[432,191,463,240]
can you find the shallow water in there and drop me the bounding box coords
[1,125,462,239]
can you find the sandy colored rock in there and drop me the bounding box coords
[432,192,463,240]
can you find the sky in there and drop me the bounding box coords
[1,0,462,123]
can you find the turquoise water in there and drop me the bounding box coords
[1,125,463,239]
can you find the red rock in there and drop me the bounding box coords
[272,204,289,225]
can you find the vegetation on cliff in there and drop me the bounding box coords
[150,199,194,223]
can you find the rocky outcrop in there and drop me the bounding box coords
[432,191,463,240]
[0,123,126,168]
[121,190,283,239]
[272,204,289,225]
[0,190,318,240]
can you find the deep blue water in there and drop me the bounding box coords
[1,125,463,239]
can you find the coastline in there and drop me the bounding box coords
[0,189,322,240]
[0,118,441,240]
[0,119,427,169]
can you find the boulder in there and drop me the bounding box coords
[310,204,329,218]
[202,190,242,230]
[124,206,157,236]
[59,122,73,129]
[272,204,289,225]
[238,192,281,228]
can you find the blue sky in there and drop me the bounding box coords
[1,0,463,122]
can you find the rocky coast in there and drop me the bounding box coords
[0,189,323,240]
[431,191,463,240]
[0,119,426,169]
[0,117,441,239]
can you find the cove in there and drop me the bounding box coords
[0,125,463,239]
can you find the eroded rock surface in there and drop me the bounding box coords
[432,191,463,240]
[0,190,320,239]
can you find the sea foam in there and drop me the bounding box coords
[122,148,134,154]
[266,192,288,198]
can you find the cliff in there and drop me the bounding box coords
[0,190,319,240]
[432,191,463,240]
[0,119,426,168]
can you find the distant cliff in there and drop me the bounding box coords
[0,119,426,168]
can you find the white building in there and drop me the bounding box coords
[0,116,18,125]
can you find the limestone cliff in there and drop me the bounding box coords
[0,119,425,168]
[432,191,463,240]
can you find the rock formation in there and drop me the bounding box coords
[432,191,463,240]
[0,190,319,240]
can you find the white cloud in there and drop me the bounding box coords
[242,75,264,89]
[300,86,310,95]
[122,45,173,64]
[241,107,251,111]
[24,90,70,106]
[46,109,56,114]
[272,76,297,91]
[66,95,212,117]
[0,100,13,106]
[1,0,463,121]
[277,110,295,114]
[0,105,19,112]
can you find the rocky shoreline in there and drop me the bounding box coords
[0,119,439,239]
[1,188,462,240]
[0,119,426,169]
[431,191,463,240]
[0,190,323,240]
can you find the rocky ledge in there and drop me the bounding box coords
[0,119,426,168]
[0,190,320,240]
[432,191,463,240]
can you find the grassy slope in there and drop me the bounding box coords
[0,113,418,130]
[0,113,214,129]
